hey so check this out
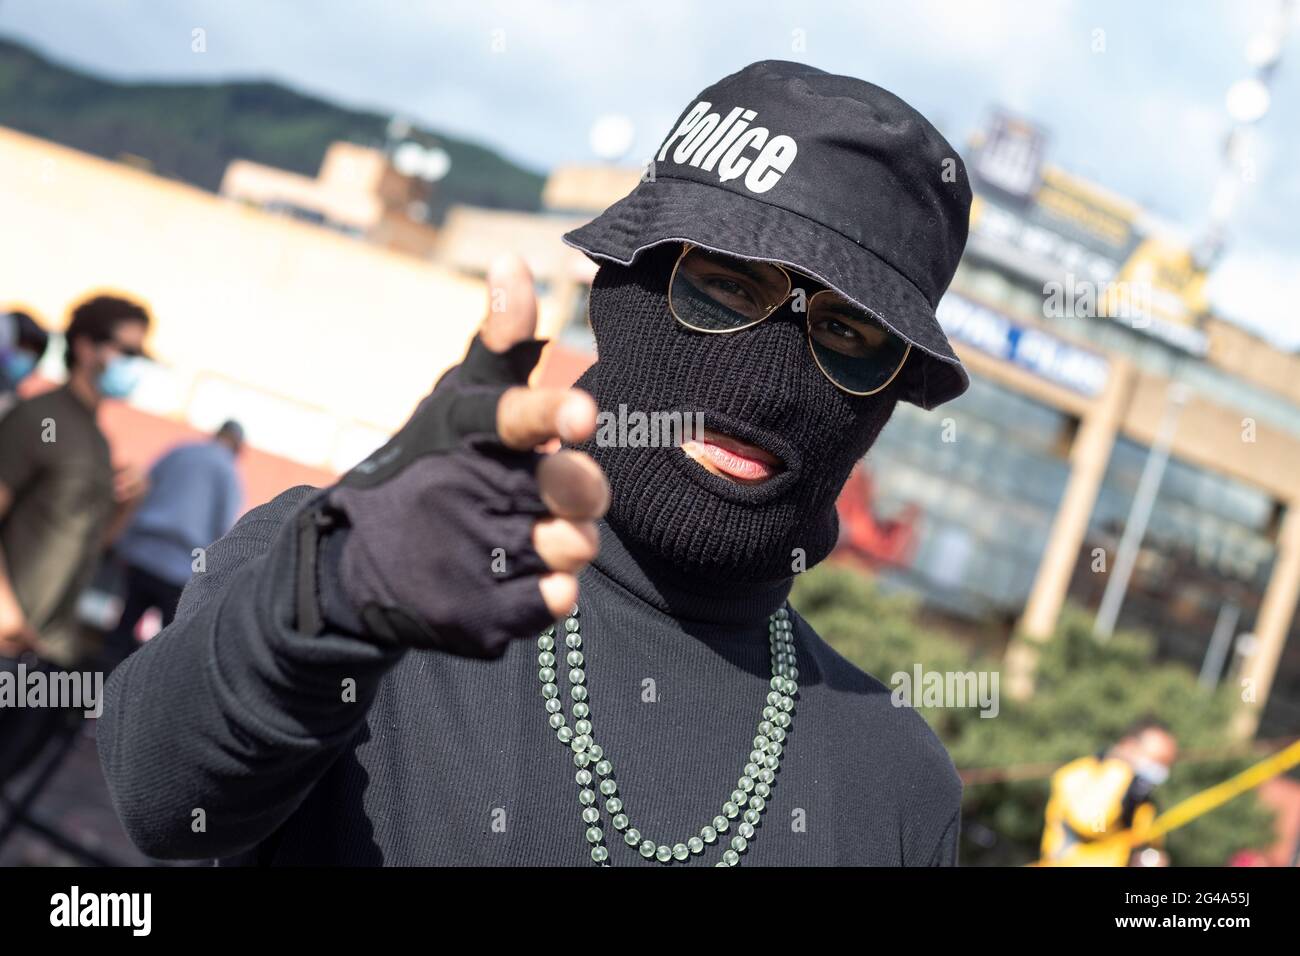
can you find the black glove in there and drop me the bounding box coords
[296,334,559,659]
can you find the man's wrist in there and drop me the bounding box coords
[316,523,365,636]
[294,500,365,638]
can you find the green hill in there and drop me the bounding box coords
[0,35,546,218]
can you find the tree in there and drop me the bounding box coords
[791,563,1278,866]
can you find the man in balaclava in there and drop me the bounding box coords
[99,61,972,867]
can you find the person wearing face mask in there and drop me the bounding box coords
[0,294,151,666]
[98,61,972,867]
[0,309,51,420]
[1040,718,1179,866]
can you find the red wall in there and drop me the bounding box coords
[17,377,336,515]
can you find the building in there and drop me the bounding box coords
[923,113,1300,739]
[531,119,1300,740]
[219,140,441,258]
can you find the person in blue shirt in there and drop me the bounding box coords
[107,420,245,660]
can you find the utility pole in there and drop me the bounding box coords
[1094,383,1191,641]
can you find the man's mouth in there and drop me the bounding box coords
[681,428,784,484]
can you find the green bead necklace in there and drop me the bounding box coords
[537,604,799,867]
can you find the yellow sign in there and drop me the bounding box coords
[1106,236,1209,330]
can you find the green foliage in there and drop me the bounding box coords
[791,563,1278,866]
[0,37,545,217]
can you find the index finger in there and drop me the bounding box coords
[480,254,538,353]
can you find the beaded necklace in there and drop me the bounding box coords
[537,604,799,866]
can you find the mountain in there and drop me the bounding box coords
[0,36,546,217]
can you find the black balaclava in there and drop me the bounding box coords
[573,243,901,584]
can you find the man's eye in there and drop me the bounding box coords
[818,319,860,341]
[810,317,877,358]
[702,275,761,308]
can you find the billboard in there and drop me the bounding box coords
[967,111,1210,355]
[937,293,1111,397]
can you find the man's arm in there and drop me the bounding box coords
[0,403,41,655]
[98,256,608,861]
[101,462,149,547]
[0,483,38,656]
[96,485,404,860]
[927,808,961,867]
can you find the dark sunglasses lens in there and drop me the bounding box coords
[808,294,909,393]
[669,247,789,332]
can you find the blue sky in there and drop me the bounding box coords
[2,0,1297,346]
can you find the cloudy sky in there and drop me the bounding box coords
[2,0,1297,345]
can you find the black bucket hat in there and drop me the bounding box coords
[563,59,973,409]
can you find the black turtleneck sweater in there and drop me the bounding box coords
[98,485,962,866]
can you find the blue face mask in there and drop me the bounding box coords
[1,349,37,387]
[98,354,145,399]
[1132,758,1170,787]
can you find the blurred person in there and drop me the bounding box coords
[104,420,246,663]
[1040,717,1179,866]
[0,295,151,665]
[0,309,51,418]
[100,62,972,866]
